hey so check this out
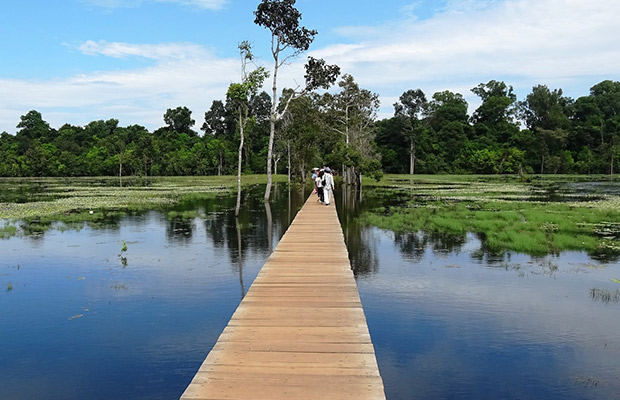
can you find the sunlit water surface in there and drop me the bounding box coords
[1,183,619,399]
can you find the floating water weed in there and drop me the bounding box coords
[361,176,620,257]
[0,224,17,239]
[6,282,13,292]
[117,241,128,267]
[0,176,286,221]
[167,210,199,220]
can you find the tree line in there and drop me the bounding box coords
[1,78,619,180]
[3,0,618,182]
[379,79,620,176]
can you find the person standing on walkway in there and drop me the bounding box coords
[315,169,324,203]
[311,167,319,195]
[323,167,335,206]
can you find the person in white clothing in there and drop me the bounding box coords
[322,167,335,206]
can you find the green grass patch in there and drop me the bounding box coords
[360,175,620,257]
[0,224,17,239]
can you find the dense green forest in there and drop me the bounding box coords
[1,78,619,179]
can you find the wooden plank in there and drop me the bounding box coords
[180,195,385,400]
[210,341,378,354]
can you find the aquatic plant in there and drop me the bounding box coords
[167,210,199,220]
[0,175,287,221]
[6,282,13,292]
[118,241,128,267]
[0,224,17,239]
[360,175,620,257]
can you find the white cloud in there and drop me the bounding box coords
[78,40,209,61]
[83,0,226,9]
[314,0,620,115]
[0,41,238,133]
[160,0,227,9]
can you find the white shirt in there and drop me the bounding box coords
[323,173,334,191]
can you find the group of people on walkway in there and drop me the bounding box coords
[312,167,335,206]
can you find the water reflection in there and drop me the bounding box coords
[589,288,620,304]
[337,185,379,276]
[235,218,245,299]
[0,183,306,400]
[334,185,620,400]
[166,217,194,244]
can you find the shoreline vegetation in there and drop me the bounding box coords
[359,174,620,258]
[0,175,287,238]
[2,174,620,258]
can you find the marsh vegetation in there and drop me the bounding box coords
[0,175,287,236]
[360,174,620,258]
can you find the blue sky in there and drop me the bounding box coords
[1,0,619,134]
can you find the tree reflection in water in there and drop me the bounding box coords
[176,183,307,299]
[336,184,379,276]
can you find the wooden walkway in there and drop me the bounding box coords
[181,194,386,400]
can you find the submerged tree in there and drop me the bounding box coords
[254,0,339,200]
[227,41,269,217]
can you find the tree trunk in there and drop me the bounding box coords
[287,142,291,184]
[235,110,244,217]
[264,201,272,251]
[299,161,306,184]
[118,154,123,187]
[235,218,245,299]
[409,140,415,175]
[265,118,275,200]
[264,48,280,202]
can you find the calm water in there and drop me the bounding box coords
[338,187,620,400]
[1,182,620,399]
[0,184,307,399]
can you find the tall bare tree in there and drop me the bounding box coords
[254,0,339,200]
[227,41,269,216]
